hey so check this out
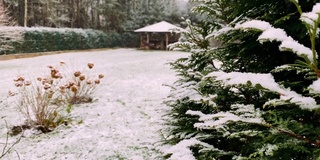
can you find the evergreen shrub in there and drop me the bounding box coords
[120,32,140,48]
[1,27,139,54]
[164,0,320,159]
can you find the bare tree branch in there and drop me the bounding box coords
[0,120,24,159]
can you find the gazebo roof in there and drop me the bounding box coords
[134,21,185,33]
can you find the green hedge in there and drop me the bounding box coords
[0,27,140,54]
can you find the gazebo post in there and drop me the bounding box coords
[139,33,143,49]
[165,33,169,50]
[146,32,150,50]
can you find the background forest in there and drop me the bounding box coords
[0,0,200,53]
[2,0,195,32]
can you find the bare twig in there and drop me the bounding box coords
[0,120,23,159]
[14,150,20,160]
[1,120,9,156]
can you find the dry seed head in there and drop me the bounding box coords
[37,77,42,81]
[64,84,70,89]
[70,85,78,93]
[43,83,51,90]
[86,80,92,85]
[51,69,61,79]
[98,74,104,79]
[54,72,63,79]
[47,90,54,98]
[42,78,48,84]
[68,81,76,86]
[15,82,23,87]
[47,65,54,69]
[14,76,25,82]
[59,86,66,93]
[24,81,31,86]
[42,78,53,85]
[87,63,94,69]
[74,71,81,77]
[19,76,25,81]
[79,74,86,81]
[48,93,53,98]
[8,90,16,96]
[60,60,65,65]
[95,79,100,84]
[59,86,66,90]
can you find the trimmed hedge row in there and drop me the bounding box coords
[0,27,139,54]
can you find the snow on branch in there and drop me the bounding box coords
[300,3,320,26]
[186,104,264,130]
[300,12,319,26]
[235,20,272,31]
[279,40,313,61]
[257,28,292,42]
[164,138,220,160]
[167,81,201,100]
[205,71,319,110]
[312,3,320,13]
[168,41,198,51]
[205,26,233,40]
[255,144,279,157]
[308,79,320,93]
[235,20,314,62]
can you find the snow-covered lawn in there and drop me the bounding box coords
[0,48,188,160]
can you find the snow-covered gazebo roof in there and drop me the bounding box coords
[134,21,184,50]
[134,21,184,33]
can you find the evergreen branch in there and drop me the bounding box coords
[266,124,320,148]
[290,0,302,15]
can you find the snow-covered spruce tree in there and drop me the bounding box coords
[164,0,320,159]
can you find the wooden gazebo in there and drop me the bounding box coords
[134,21,185,50]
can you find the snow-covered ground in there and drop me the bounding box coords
[0,48,188,160]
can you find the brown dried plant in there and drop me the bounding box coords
[10,74,66,131]
[61,62,104,104]
[9,61,104,132]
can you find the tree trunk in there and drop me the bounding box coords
[90,1,94,28]
[76,0,80,28]
[96,0,101,29]
[24,0,27,27]
[70,0,74,27]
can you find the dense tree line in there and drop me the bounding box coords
[2,0,195,32]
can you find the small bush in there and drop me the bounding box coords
[8,61,104,133]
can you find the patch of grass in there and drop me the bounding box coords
[106,153,127,160]
[116,99,126,106]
